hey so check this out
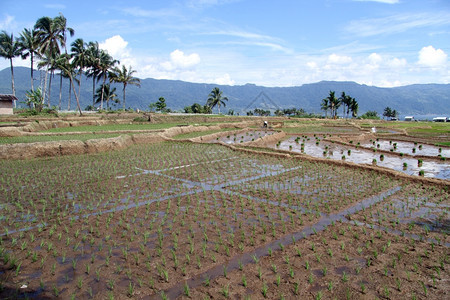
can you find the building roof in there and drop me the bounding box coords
[0,94,18,101]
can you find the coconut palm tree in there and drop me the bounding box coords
[0,31,21,104]
[55,53,82,115]
[206,87,228,114]
[54,13,74,54]
[71,38,89,105]
[17,28,39,92]
[34,16,65,106]
[350,98,358,118]
[97,49,118,110]
[325,91,340,119]
[95,83,119,110]
[320,98,329,118]
[110,65,141,110]
[86,41,101,106]
[339,92,353,119]
[37,52,59,107]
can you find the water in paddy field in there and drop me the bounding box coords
[273,136,450,180]
[362,139,450,158]
[218,130,275,144]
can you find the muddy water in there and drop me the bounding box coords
[361,140,450,158]
[219,130,275,144]
[273,136,450,180]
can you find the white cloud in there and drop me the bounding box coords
[99,35,130,58]
[306,61,318,69]
[418,46,447,67]
[212,73,235,85]
[327,54,352,64]
[368,53,382,65]
[161,49,201,71]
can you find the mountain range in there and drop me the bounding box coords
[1,67,449,116]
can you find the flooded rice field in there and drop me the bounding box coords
[216,130,276,144]
[361,139,450,158]
[273,135,450,180]
[0,141,448,299]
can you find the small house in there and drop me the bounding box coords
[0,94,17,115]
[404,116,414,121]
[433,117,448,122]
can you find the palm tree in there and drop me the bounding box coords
[86,41,101,106]
[71,38,89,105]
[350,98,358,118]
[320,98,329,118]
[339,92,353,119]
[110,65,141,110]
[325,91,340,119]
[97,49,118,110]
[95,83,119,110]
[54,13,74,54]
[17,28,39,91]
[34,16,65,106]
[55,53,82,115]
[37,53,58,107]
[206,87,228,114]
[0,31,21,104]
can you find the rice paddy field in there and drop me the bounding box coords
[0,138,448,299]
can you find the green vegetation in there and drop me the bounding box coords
[43,123,181,133]
[172,128,238,140]
[0,133,125,144]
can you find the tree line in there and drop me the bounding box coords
[0,13,140,115]
[320,91,358,118]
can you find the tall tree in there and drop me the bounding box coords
[95,83,119,110]
[71,38,89,105]
[206,87,228,114]
[383,107,392,120]
[17,28,39,92]
[55,53,82,115]
[110,65,141,110]
[97,49,118,110]
[339,92,352,119]
[0,31,21,105]
[86,41,101,106]
[350,98,359,118]
[325,91,340,119]
[54,13,74,108]
[320,97,329,118]
[54,13,74,54]
[34,16,65,106]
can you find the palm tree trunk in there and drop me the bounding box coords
[9,58,16,108]
[42,66,49,107]
[58,73,63,110]
[69,75,82,116]
[30,55,34,92]
[123,84,126,110]
[48,71,53,108]
[78,69,83,106]
[92,76,96,106]
[67,82,71,111]
[100,75,106,110]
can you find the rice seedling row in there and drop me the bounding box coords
[0,141,447,299]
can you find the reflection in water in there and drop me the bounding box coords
[272,136,450,180]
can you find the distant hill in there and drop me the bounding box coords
[1,67,449,116]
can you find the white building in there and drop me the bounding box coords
[433,117,448,122]
[0,94,16,115]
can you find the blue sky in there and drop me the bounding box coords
[1,0,449,87]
